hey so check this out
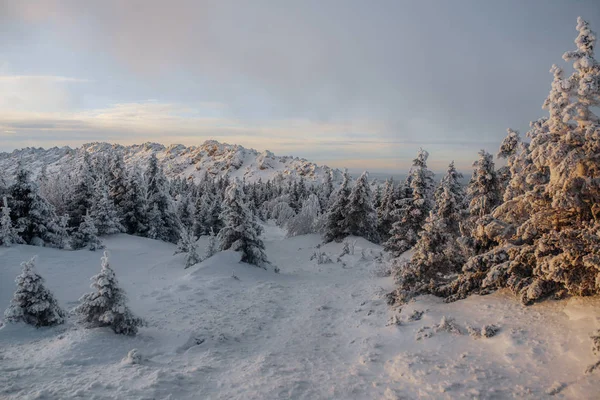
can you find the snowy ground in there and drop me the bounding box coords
[1,224,600,399]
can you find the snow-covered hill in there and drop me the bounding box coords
[0,141,343,184]
[1,226,599,399]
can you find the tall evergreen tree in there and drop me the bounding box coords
[68,152,95,228]
[218,179,269,268]
[146,154,179,242]
[0,196,23,246]
[345,171,379,243]
[323,170,352,243]
[384,149,435,256]
[91,177,124,236]
[4,257,65,327]
[122,165,149,235]
[74,252,143,335]
[377,178,396,242]
[72,211,104,251]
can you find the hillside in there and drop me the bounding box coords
[1,226,599,399]
[0,141,343,184]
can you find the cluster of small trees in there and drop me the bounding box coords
[4,253,142,335]
[388,17,600,309]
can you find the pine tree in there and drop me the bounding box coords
[4,257,65,327]
[91,177,124,236]
[74,252,143,335]
[174,227,201,268]
[71,211,104,251]
[0,196,23,246]
[54,214,70,250]
[377,178,396,242]
[218,179,269,268]
[205,227,218,259]
[320,170,334,211]
[107,152,128,217]
[8,166,59,246]
[323,170,352,243]
[345,171,379,243]
[122,165,148,235]
[444,18,600,306]
[384,149,435,256]
[146,154,178,242]
[68,152,95,228]
[287,193,322,237]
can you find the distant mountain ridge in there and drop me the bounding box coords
[0,140,344,184]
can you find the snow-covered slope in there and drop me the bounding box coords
[1,226,599,399]
[0,141,342,184]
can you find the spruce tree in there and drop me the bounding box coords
[345,171,379,243]
[0,196,23,246]
[218,179,269,268]
[72,211,104,251]
[205,227,218,259]
[122,165,148,235]
[91,177,124,236]
[323,170,351,243]
[68,152,95,228]
[384,149,435,256]
[4,257,65,327]
[174,226,201,268]
[146,154,178,242]
[287,193,322,237]
[377,178,396,242]
[107,152,128,217]
[74,252,143,335]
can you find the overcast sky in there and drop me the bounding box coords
[0,1,598,172]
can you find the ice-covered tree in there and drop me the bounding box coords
[54,214,70,250]
[345,171,379,243]
[67,151,95,228]
[174,227,201,268]
[377,178,396,242]
[205,227,218,259]
[71,211,104,251]
[0,196,23,246]
[287,193,322,237]
[146,154,179,242]
[74,252,143,335]
[4,257,65,327]
[91,177,124,236]
[8,166,59,246]
[319,170,334,211]
[384,149,435,256]
[218,179,269,268]
[497,129,532,202]
[323,170,352,243]
[107,152,128,216]
[443,17,600,306]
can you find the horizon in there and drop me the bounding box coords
[1,1,598,172]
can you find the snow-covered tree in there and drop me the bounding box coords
[174,227,201,268]
[4,257,65,327]
[205,227,218,259]
[218,179,269,268]
[146,154,179,243]
[54,214,70,250]
[384,149,435,256]
[443,17,600,306]
[71,211,104,251]
[176,191,195,230]
[287,193,321,237]
[8,166,59,246]
[377,178,396,242]
[91,177,124,236]
[497,129,532,202]
[122,165,148,235]
[0,196,23,246]
[323,170,352,243]
[74,252,143,335]
[319,170,334,211]
[391,162,466,302]
[107,152,128,216]
[345,171,379,243]
[67,151,95,228]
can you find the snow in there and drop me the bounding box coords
[1,225,600,399]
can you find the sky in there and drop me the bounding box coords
[0,1,598,173]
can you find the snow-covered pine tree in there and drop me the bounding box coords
[4,257,65,327]
[146,153,179,242]
[218,179,269,268]
[193,191,213,237]
[91,177,124,236]
[67,151,95,228]
[107,151,128,217]
[444,17,600,306]
[0,196,23,246]
[384,149,435,256]
[377,178,396,242]
[319,170,335,211]
[287,193,322,237]
[71,211,104,251]
[122,165,148,235]
[497,129,533,202]
[8,166,60,246]
[174,226,201,268]
[74,252,143,335]
[54,214,70,250]
[345,171,379,243]
[205,227,218,259]
[323,170,352,243]
[176,191,195,230]
[392,162,466,302]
